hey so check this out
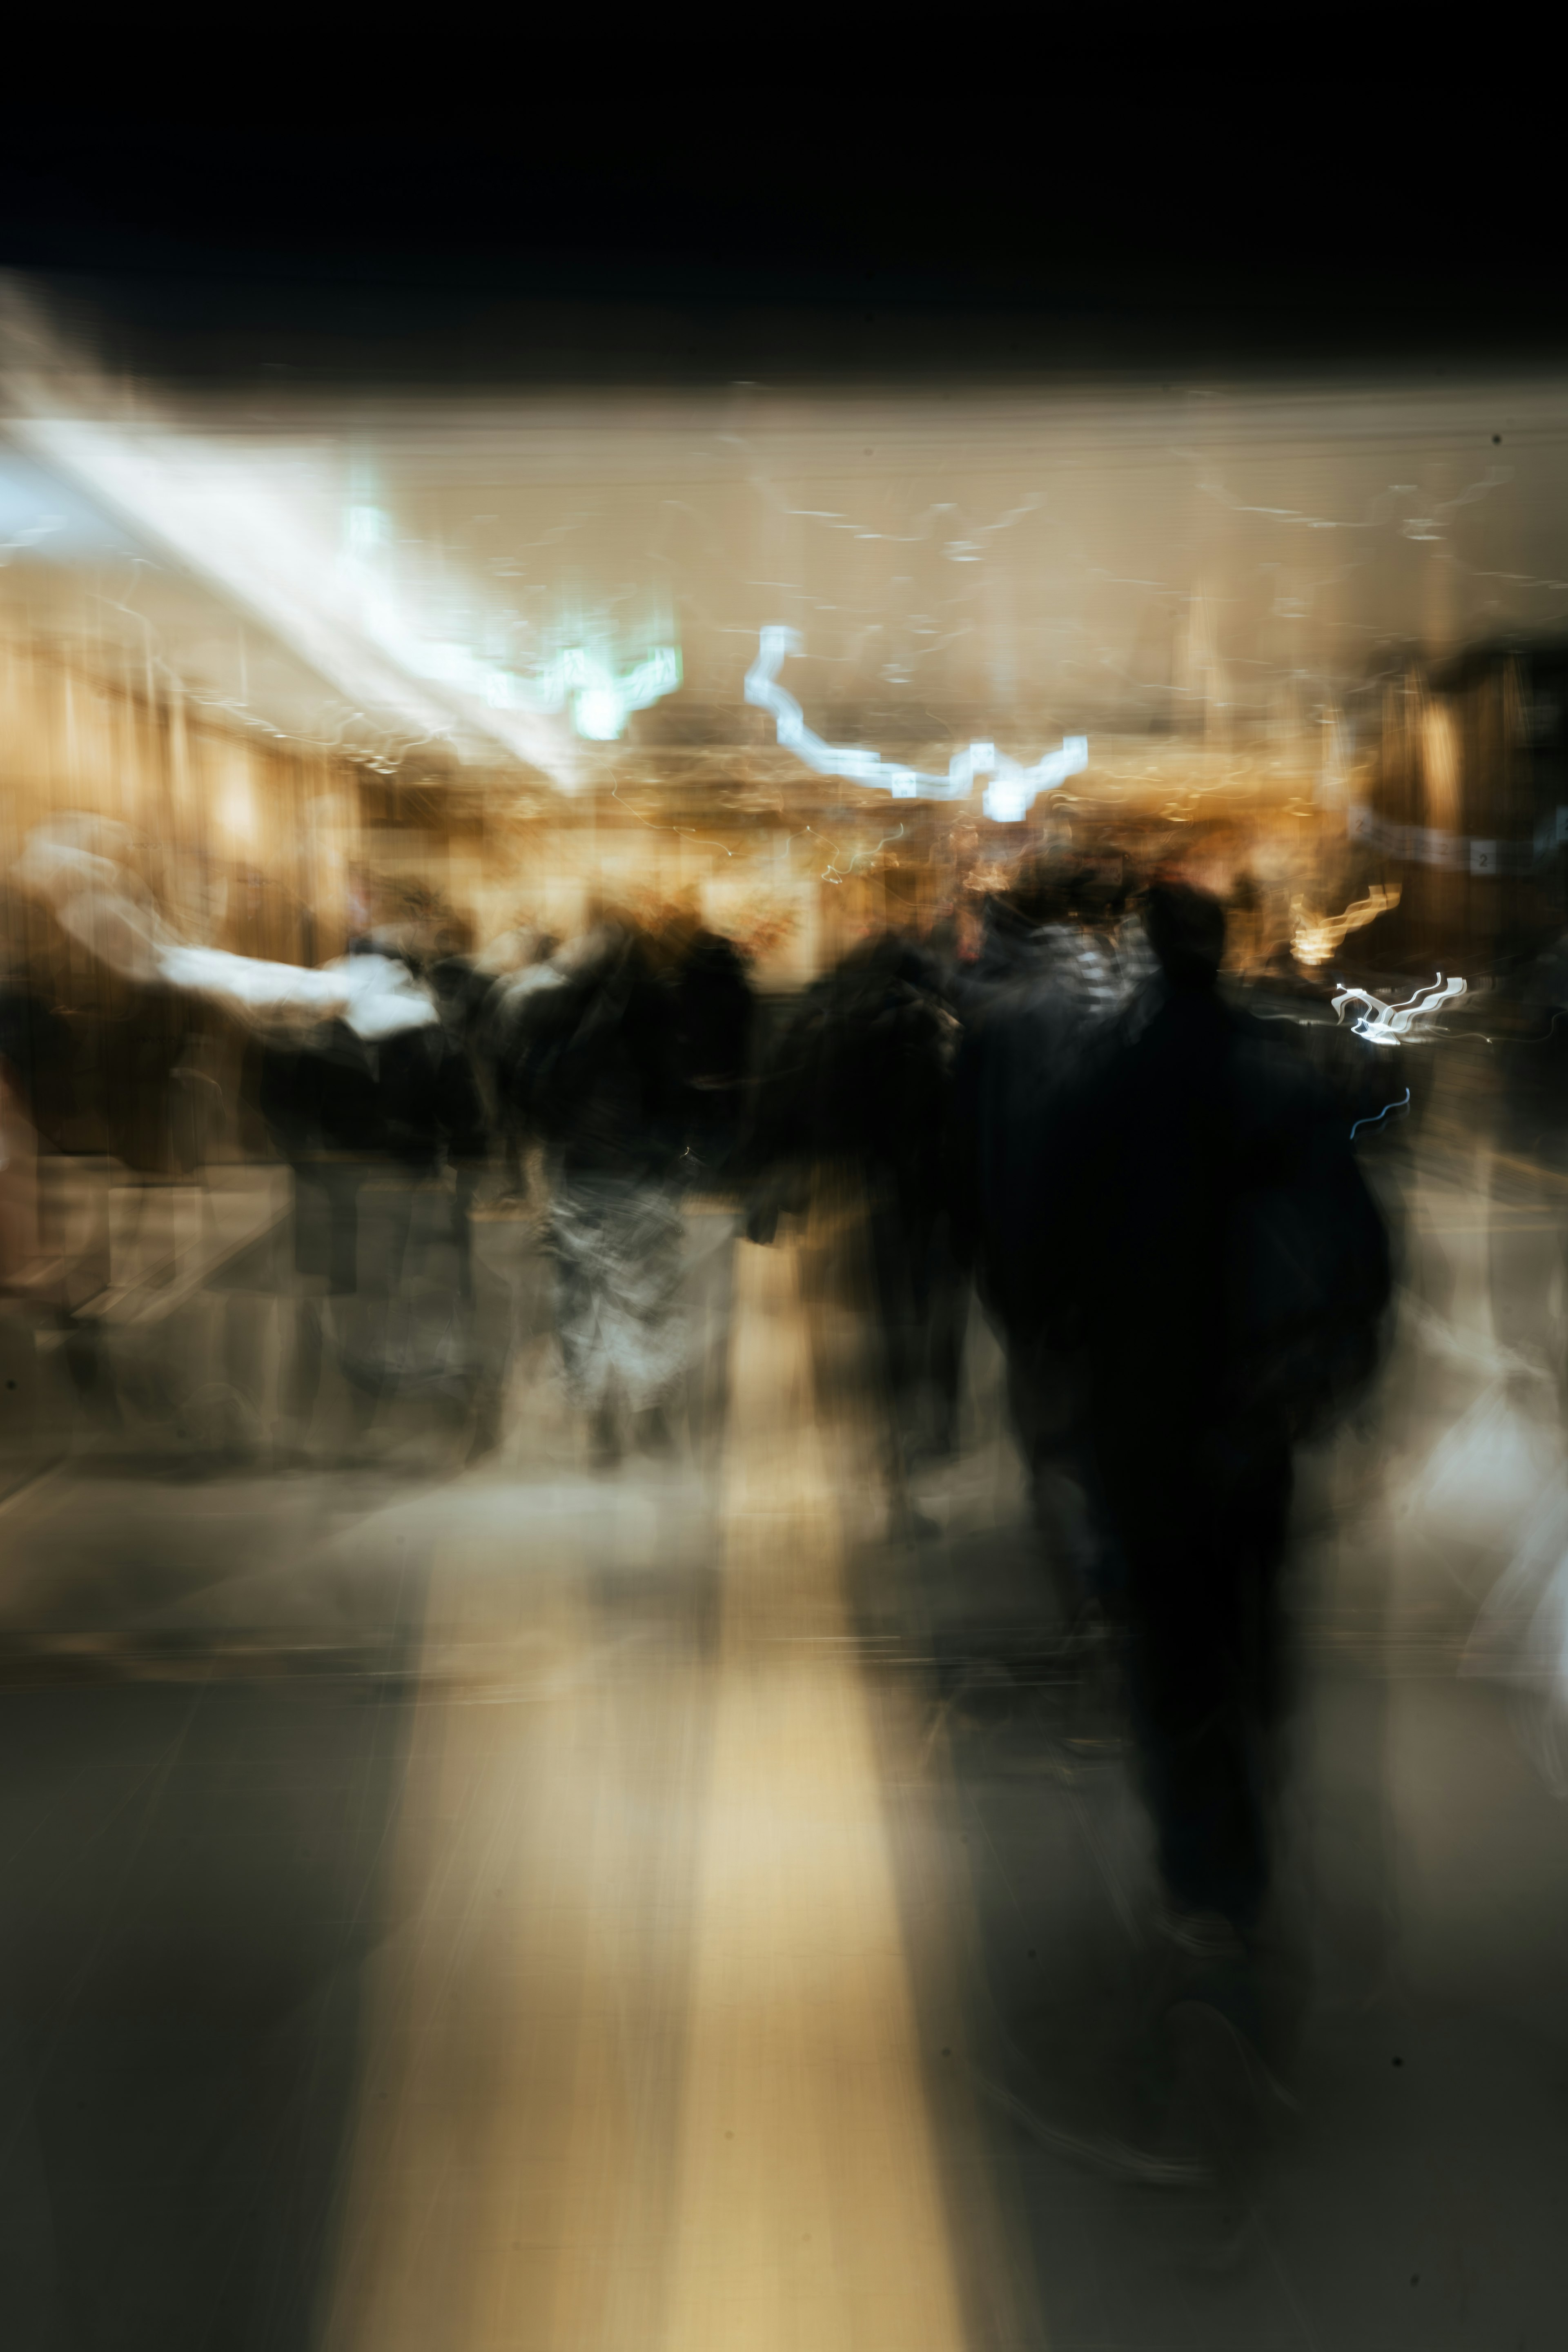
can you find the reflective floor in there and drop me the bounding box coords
[4,1064,1568,2349]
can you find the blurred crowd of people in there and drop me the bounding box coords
[13,817,1568,2247]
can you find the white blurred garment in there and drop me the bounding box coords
[161,945,439,1041]
[1463,1468,1568,1794]
[1402,1377,1562,1562]
[544,1175,687,1415]
[18,822,439,1043]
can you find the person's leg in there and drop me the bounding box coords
[323,1166,359,1301]
[501,1107,528,1200]
[549,1177,623,1468]
[1007,1336,1100,1630]
[865,1202,928,1530]
[924,1213,969,1458]
[278,1293,323,1456]
[1079,1434,1296,2254]
[616,1182,688,1457]
[220,1291,267,1447]
[590,1377,624,1470]
[336,1169,388,1439]
[1125,1622,1263,1925]
[276,1169,329,1457]
[1120,1443,1300,2065]
[450,1165,477,1305]
[867,1203,918,1431]
[1119,1593,1277,2250]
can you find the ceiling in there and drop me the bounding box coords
[7,275,1568,822]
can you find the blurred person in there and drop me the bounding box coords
[251,944,489,1466]
[11,828,496,1463]
[948,867,1125,1653]
[669,927,757,1191]
[474,931,562,1202]
[1033,881,1391,2236]
[744,931,961,1528]
[949,853,1158,1639]
[426,942,506,1161]
[508,913,687,1470]
[10,820,202,1178]
[2,880,199,1425]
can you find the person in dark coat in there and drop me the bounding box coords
[947,882,1120,1639]
[1036,883,1390,2167]
[250,949,489,1459]
[745,931,961,1528]
[472,934,561,1201]
[669,929,757,1189]
[947,860,1156,1639]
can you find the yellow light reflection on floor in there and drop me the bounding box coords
[660,1236,969,2352]
[317,1231,973,2352]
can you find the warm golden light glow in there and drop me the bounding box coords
[1292,881,1400,967]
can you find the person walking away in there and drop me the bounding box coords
[947,866,1131,1651]
[744,933,959,1535]
[1040,880,1391,2250]
[519,918,688,1470]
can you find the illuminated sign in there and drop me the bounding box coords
[745,626,1087,815]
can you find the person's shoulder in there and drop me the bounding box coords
[1227,1011,1358,1174]
[1228,999,1319,1081]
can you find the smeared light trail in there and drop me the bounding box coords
[1293,882,1400,968]
[501,645,682,739]
[1332,973,1466,1042]
[745,626,1087,815]
[1350,1089,1412,1140]
[17,826,440,1042]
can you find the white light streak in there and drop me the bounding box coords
[161,945,439,1041]
[1332,972,1466,1043]
[11,416,584,782]
[0,289,586,785]
[500,644,682,739]
[18,825,438,1042]
[1350,1087,1412,1139]
[744,626,1087,815]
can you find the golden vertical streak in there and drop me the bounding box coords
[658,1234,971,2352]
[316,1529,680,2352]
[318,1227,979,2352]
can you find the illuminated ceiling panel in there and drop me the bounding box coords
[5,279,1568,813]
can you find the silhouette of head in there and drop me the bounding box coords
[1143,881,1226,989]
[1003,851,1074,928]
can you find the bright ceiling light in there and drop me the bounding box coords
[746,626,1087,815]
[0,296,582,786]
